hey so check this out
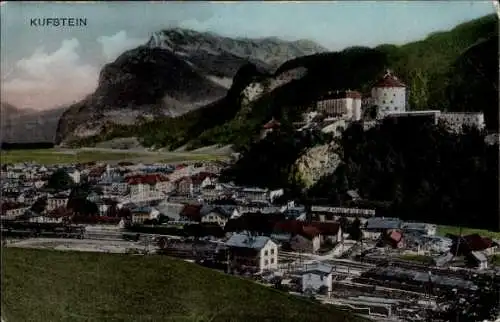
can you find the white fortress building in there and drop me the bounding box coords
[316,90,362,121]
[371,70,407,118]
[368,70,485,132]
[438,112,485,132]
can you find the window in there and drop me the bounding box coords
[271,249,275,255]
[265,260,268,266]
[390,100,393,104]
[393,93,396,97]
[271,258,274,264]
[383,100,386,104]
[264,250,268,256]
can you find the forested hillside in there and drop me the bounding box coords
[67,14,498,150]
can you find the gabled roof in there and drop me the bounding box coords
[302,262,333,276]
[310,221,341,235]
[206,205,236,218]
[461,234,496,251]
[366,217,402,230]
[470,251,487,262]
[274,220,304,235]
[191,172,218,185]
[263,118,281,129]
[387,230,403,242]
[180,204,202,221]
[225,233,273,250]
[301,226,321,239]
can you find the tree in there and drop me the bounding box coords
[408,68,429,110]
[46,169,74,191]
[30,197,47,214]
[349,217,363,241]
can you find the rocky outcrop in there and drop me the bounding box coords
[295,142,342,188]
[55,30,327,145]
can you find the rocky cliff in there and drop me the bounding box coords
[55,29,327,145]
[294,142,342,189]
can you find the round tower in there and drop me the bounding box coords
[371,70,406,118]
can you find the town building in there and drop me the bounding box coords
[438,112,485,132]
[371,70,407,118]
[316,90,362,121]
[261,118,281,139]
[401,222,437,236]
[225,234,278,273]
[301,262,334,296]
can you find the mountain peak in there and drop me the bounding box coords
[146,28,328,68]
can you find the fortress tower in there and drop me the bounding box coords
[371,70,407,118]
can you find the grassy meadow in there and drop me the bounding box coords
[2,248,367,322]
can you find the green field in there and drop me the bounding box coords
[2,248,366,322]
[0,149,229,165]
[437,225,500,239]
[0,149,140,164]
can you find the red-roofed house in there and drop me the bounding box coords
[451,234,499,256]
[274,220,322,253]
[274,220,304,236]
[310,221,343,243]
[261,118,281,139]
[88,166,107,182]
[291,226,322,253]
[385,230,404,249]
[179,204,202,222]
[175,172,218,196]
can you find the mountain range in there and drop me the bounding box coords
[0,102,66,144]
[1,14,497,146]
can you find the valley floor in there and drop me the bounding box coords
[0,148,230,165]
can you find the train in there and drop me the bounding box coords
[1,221,85,239]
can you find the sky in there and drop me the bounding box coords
[0,1,496,111]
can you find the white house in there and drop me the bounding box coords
[46,196,68,211]
[130,206,161,224]
[28,215,64,224]
[67,168,81,184]
[301,262,334,296]
[225,234,278,273]
[371,70,406,118]
[33,180,46,189]
[3,206,30,217]
[290,232,322,254]
[200,206,236,227]
[316,90,362,121]
[469,251,488,270]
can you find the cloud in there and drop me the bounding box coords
[97,30,146,61]
[1,38,99,111]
